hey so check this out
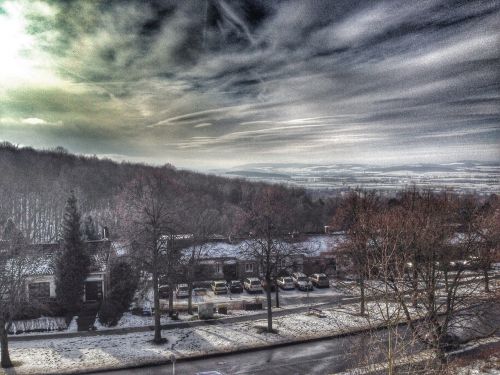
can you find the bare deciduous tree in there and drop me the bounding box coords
[240,186,295,333]
[365,190,497,367]
[0,221,37,368]
[334,189,379,315]
[118,169,181,344]
[183,203,221,315]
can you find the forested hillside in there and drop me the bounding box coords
[0,143,335,243]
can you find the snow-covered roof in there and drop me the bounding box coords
[5,240,113,276]
[160,234,194,241]
[180,235,345,260]
[291,235,346,256]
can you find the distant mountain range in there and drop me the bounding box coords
[212,161,500,195]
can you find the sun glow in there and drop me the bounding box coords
[0,1,61,88]
[0,2,36,84]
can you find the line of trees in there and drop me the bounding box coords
[334,189,499,369]
[116,171,311,340]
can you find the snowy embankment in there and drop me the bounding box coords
[5,302,397,375]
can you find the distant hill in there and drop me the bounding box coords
[0,143,328,243]
[214,161,500,195]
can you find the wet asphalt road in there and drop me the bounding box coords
[85,327,420,375]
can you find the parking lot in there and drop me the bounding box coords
[160,281,345,309]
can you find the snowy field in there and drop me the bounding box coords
[3,302,400,375]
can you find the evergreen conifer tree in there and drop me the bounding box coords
[55,192,90,313]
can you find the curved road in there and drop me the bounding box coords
[85,327,420,375]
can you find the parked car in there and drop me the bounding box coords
[292,272,313,291]
[193,281,210,295]
[244,277,263,293]
[260,279,276,292]
[142,302,152,316]
[229,280,243,293]
[175,283,189,298]
[211,280,228,294]
[309,273,330,288]
[277,276,295,290]
[159,285,170,298]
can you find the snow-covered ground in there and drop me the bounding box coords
[4,302,397,375]
[452,354,500,375]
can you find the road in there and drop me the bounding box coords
[86,327,421,375]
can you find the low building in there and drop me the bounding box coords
[194,256,260,281]
[21,240,114,303]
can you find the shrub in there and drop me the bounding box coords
[97,260,138,327]
[109,261,138,310]
[218,304,228,315]
[97,299,123,327]
[13,304,42,320]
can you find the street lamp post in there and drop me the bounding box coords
[170,354,176,375]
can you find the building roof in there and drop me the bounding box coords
[8,240,113,277]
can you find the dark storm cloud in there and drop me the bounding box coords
[1,0,499,167]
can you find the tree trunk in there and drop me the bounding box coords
[0,319,13,368]
[187,281,193,315]
[275,281,280,308]
[484,268,490,293]
[359,276,366,315]
[266,282,273,332]
[435,346,447,367]
[412,267,418,308]
[168,283,174,316]
[152,268,163,344]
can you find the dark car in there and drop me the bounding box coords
[159,285,170,298]
[229,280,243,293]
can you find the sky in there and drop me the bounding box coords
[0,0,499,170]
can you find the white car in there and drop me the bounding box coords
[309,273,330,288]
[292,272,313,291]
[211,280,228,295]
[244,277,263,293]
[176,283,189,298]
[277,276,294,290]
